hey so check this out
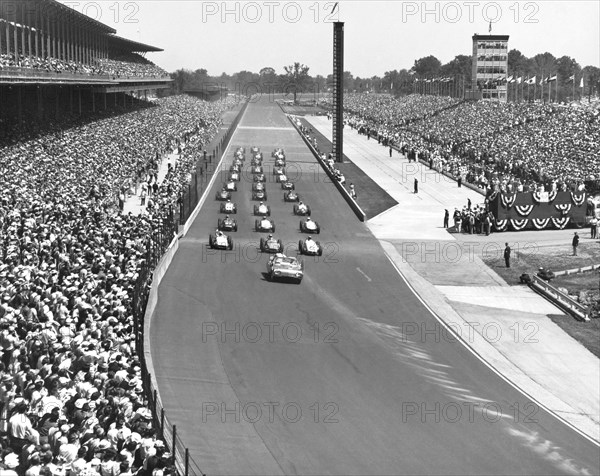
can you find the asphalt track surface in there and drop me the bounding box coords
[151,97,600,476]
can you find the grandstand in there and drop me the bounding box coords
[0,0,171,125]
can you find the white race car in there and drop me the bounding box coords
[293,202,311,216]
[299,218,320,234]
[224,181,237,191]
[298,237,323,256]
[255,217,276,233]
[276,174,288,183]
[209,232,233,250]
[219,200,237,214]
[228,171,240,182]
[253,202,271,216]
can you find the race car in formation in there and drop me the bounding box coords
[224,180,237,192]
[252,190,268,201]
[255,217,276,232]
[260,234,284,253]
[266,253,303,284]
[299,217,320,234]
[298,237,323,256]
[253,202,271,216]
[219,200,237,214]
[209,231,234,250]
[228,171,240,182]
[275,173,288,183]
[274,157,285,167]
[251,156,263,166]
[252,182,266,192]
[251,165,263,174]
[293,202,311,216]
[273,166,285,176]
[281,181,295,190]
[215,188,232,201]
[284,190,300,202]
[253,173,266,183]
[218,215,238,232]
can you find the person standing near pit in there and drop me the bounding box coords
[504,243,511,268]
[572,232,579,256]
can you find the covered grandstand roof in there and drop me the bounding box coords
[107,35,164,53]
[35,0,116,33]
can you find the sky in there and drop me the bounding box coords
[58,1,600,77]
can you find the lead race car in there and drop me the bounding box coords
[218,215,238,232]
[284,190,300,202]
[209,231,233,250]
[260,234,284,253]
[298,236,323,256]
[255,217,275,232]
[293,201,311,216]
[219,199,237,214]
[299,217,321,234]
[253,201,271,216]
[250,146,260,154]
[266,253,304,284]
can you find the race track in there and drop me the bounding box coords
[150,96,600,476]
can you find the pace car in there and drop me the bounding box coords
[281,181,295,190]
[215,189,232,201]
[284,190,300,202]
[266,253,304,284]
[250,146,260,154]
[209,231,233,250]
[260,234,284,253]
[299,217,320,234]
[298,237,323,256]
[218,215,238,232]
[255,217,275,232]
[293,202,311,216]
[219,200,237,214]
[224,181,237,192]
[253,202,271,216]
[252,190,268,201]
[272,148,285,159]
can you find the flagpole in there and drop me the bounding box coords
[573,75,575,102]
[555,74,558,103]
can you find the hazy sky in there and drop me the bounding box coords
[59,1,600,76]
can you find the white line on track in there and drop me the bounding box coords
[356,267,372,282]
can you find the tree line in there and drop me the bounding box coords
[171,51,600,102]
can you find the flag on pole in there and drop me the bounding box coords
[516,77,522,84]
[568,75,575,82]
[390,82,393,90]
[488,21,492,33]
[507,75,514,83]
[526,76,536,85]
[548,75,557,82]
[580,77,584,88]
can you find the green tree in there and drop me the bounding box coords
[412,55,442,78]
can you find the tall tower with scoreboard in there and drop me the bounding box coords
[472,34,509,102]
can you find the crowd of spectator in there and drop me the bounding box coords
[0,53,168,79]
[0,94,238,476]
[331,93,600,193]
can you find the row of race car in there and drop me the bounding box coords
[208,146,325,283]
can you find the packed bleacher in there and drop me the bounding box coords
[0,94,237,476]
[330,94,600,192]
[0,53,168,79]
